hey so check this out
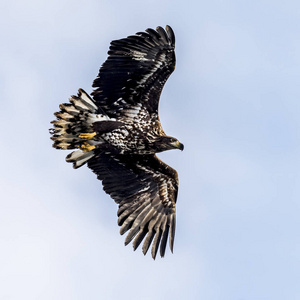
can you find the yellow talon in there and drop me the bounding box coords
[79,132,96,140]
[79,142,96,151]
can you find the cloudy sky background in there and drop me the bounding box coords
[1,0,300,299]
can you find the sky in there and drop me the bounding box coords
[1,0,300,299]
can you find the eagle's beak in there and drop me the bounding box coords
[172,140,184,151]
[178,142,184,151]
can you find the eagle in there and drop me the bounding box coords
[50,25,183,259]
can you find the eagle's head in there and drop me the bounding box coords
[154,136,184,152]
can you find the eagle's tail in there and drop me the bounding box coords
[50,89,102,169]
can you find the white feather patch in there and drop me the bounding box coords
[66,150,95,169]
[130,50,149,61]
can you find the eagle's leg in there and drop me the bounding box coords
[79,141,96,151]
[79,132,97,140]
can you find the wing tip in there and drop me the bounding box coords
[155,25,175,47]
[165,25,175,47]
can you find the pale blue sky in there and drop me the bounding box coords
[1,0,300,299]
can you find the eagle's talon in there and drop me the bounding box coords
[79,132,96,140]
[79,142,96,151]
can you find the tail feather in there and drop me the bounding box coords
[66,150,95,169]
[50,89,100,167]
[70,90,98,111]
[58,103,80,115]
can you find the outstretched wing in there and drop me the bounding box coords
[91,25,176,119]
[88,153,178,259]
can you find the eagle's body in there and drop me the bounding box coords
[50,26,183,259]
[96,111,165,155]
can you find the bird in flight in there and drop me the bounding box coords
[50,25,183,259]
